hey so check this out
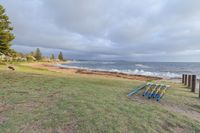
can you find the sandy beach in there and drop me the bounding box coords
[24,62,162,81]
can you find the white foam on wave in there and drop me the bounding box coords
[69,60,82,64]
[56,64,181,79]
[135,64,151,68]
[56,64,90,70]
[67,60,116,65]
[106,69,181,79]
[101,61,116,64]
[126,69,181,79]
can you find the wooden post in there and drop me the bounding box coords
[188,75,191,88]
[191,75,196,92]
[199,79,200,98]
[182,74,185,84]
[184,75,188,85]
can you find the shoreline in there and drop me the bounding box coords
[24,62,163,81]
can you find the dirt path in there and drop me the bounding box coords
[162,103,200,122]
[130,95,200,123]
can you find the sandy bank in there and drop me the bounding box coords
[24,62,162,81]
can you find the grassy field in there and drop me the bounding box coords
[0,64,200,133]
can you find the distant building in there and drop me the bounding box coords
[26,56,36,61]
[54,59,60,62]
[20,57,27,61]
[0,52,6,61]
[4,56,13,62]
[42,57,51,62]
[0,52,14,61]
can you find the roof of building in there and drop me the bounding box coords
[0,52,5,55]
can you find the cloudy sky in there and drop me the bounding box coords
[1,0,200,61]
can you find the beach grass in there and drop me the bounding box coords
[0,64,200,133]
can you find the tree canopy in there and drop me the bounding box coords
[58,52,64,61]
[0,5,15,56]
[34,48,42,60]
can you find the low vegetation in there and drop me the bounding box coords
[0,64,200,133]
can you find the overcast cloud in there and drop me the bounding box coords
[1,0,200,61]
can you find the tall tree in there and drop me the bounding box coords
[0,5,15,56]
[34,48,42,60]
[58,52,64,61]
[50,54,55,60]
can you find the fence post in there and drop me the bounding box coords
[188,75,191,88]
[199,79,200,98]
[184,75,188,85]
[182,74,185,84]
[191,75,196,93]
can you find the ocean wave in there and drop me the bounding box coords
[100,61,116,64]
[68,60,116,65]
[55,64,181,79]
[106,69,181,79]
[126,69,181,78]
[56,64,90,70]
[135,64,151,68]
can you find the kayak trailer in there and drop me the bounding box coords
[127,82,170,102]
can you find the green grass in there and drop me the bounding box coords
[0,64,200,133]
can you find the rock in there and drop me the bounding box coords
[8,66,15,70]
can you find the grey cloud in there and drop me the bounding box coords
[1,0,200,61]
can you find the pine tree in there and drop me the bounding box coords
[34,48,42,60]
[58,52,64,61]
[0,5,15,56]
[50,54,55,60]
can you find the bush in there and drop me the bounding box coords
[0,61,6,65]
[26,56,36,62]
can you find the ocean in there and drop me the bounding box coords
[57,61,200,79]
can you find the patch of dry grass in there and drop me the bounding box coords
[0,64,200,133]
